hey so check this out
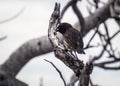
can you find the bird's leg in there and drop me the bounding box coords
[74,51,79,59]
[68,51,79,60]
[73,51,79,60]
[63,44,78,60]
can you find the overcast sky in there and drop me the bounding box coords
[0,0,120,86]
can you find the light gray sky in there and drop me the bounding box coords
[0,0,120,86]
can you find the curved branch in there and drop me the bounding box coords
[0,0,114,78]
[75,1,112,36]
[71,0,85,33]
[1,36,53,77]
[0,35,7,41]
[60,1,72,20]
[45,59,66,86]
[0,6,25,24]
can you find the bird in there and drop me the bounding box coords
[56,22,85,54]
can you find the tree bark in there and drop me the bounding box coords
[1,36,53,77]
[1,0,112,79]
[75,2,111,36]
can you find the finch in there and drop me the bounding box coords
[57,23,85,54]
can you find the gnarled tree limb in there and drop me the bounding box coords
[0,0,117,85]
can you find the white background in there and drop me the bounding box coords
[0,0,120,86]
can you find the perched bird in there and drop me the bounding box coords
[57,23,85,54]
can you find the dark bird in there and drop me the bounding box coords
[57,23,85,54]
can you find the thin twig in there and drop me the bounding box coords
[44,59,67,86]
[89,77,99,86]
[92,44,106,62]
[110,29,120,39]
[0,6,25,24]
[95,64,120,70]
[103,23,110,40]
[71,0,85,33]
[67,74,78,86]
[0,35,7,41]
[94,58,120,70]
[85,22,100,48]
[60,1,72,20]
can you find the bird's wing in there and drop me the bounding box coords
[64,28,84,49]
[64,28,79,49]
[77,32,84,48]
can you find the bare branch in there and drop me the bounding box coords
[79,62,93,86]
[0,69,27,86]
[48,2,84,77]
[89,77,99,86]
[1,1,115,74]
[71,0,85,33]
[0,6,25,24]
[94,64,120,70]
[67,74,78,86]
[85,22,100,49]
[60,1,72,20]
[110,29,120,39]
[1,36,53,77]
[114,0,120,14]
[0,1,119,85]
[45,59,67,86]
[75,0,114,36]
[0,35,7,41]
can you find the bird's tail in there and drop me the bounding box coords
[77,48,85,54]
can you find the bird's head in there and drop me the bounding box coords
[56,23,72,34]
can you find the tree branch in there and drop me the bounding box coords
[0,1,117,85]
[1,36,53,77]
[0,6,25,24]
[45,59,66,86]
[75,1,112,36]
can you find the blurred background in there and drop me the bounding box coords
[0,0,120,86]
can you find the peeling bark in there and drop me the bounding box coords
[0,1,115,85]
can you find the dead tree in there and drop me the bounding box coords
[0,0,120,86]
